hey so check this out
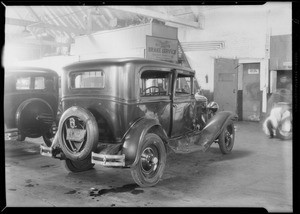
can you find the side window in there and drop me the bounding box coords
[175,74,192,95]
[140,70,170,97]
[34,77,45,89]
[16,77,31,90]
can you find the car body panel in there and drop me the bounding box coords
[4,67,59,135]
[54,58,236,167]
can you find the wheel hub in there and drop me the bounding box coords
[62,116,87,154]
[141,147,158,174]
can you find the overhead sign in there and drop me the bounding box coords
[145,36,178,63]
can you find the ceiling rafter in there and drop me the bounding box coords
[67,6,86,30]
[46,7,72,39]
[105,6,202,29]
[6,36,71,47]
[6,17,84,35]
[59,7,80,30]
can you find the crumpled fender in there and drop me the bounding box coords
[121,117,168,167]
[195,111,237,152]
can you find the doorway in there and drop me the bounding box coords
[214,58,238,113]
[242,63,261,121]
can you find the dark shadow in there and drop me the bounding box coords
[208,147,253,160]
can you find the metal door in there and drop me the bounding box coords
[214,58,238,113]
[242,63,261,121]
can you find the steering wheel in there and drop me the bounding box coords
[143,86,160,95]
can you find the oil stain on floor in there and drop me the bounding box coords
[89,183,144,197]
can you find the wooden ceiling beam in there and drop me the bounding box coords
[105,6,202,29]
[6,17,84,35]
[6,36,71,47]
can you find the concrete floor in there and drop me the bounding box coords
[4,121,292,211]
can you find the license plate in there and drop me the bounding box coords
[66,129,86,141]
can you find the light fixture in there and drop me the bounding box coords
[22,26,31,34]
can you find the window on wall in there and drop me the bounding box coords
[140,70,171,97]
[16,77,31,90]
[175,74,192,95]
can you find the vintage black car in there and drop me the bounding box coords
[41,58,237,187]
[4,67,60,146]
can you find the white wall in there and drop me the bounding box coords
[71,23,151,59]
[176,2,292,92]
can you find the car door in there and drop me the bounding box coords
[138,68,173,136]
[171,70,196,138]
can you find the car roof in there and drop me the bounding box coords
[63,57,195,74]
[5,66,59,76]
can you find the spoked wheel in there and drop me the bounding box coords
[218,122,235,154]
[131,133,166,187]
[62,156,95,173]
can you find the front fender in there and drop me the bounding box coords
[121,117,168,167]
[195,111,237,151]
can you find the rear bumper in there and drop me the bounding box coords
[5,129,19,141]
[91,152,125,167]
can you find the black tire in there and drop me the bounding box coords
[131,133,166,187]
[62,156,94,173]
[276,118,292,140]
[218,122,235,154]
[58,106,99,162]
[17,133,25,141]
[16,98,54,139]
[42,135,53,147]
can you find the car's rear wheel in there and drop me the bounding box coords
[218,122,235,154]
[131,133,166,187]
[58,106,99,162]
[16,98,54,140]
[62,156,94,173]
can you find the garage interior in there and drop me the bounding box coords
[3,3,293,211]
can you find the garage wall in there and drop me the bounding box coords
[176,2,291,93]
[174,2,291,114]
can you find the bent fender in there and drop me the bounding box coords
[121,117,168,167]
[195,111,237,152]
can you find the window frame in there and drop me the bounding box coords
[69,70,106,90]
[139,67,173,100]
[174,71,194,97]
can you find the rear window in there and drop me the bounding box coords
[70,71,105,89]
[16,77,30,90]
[16,76,47,90]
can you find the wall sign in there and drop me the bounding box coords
[248,69,259,74]
[145,35,178,63]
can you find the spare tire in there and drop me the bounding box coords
[57,106,99,161]
[16,98,54,139]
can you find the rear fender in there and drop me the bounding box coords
[121,118,168,167]
[195,111,237,151]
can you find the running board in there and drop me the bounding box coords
[91,152,125,167]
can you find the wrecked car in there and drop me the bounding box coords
[4,67,60,146]
[41,58,237,187]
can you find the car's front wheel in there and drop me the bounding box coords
[218,121,235,154]
[131,133,166,187]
